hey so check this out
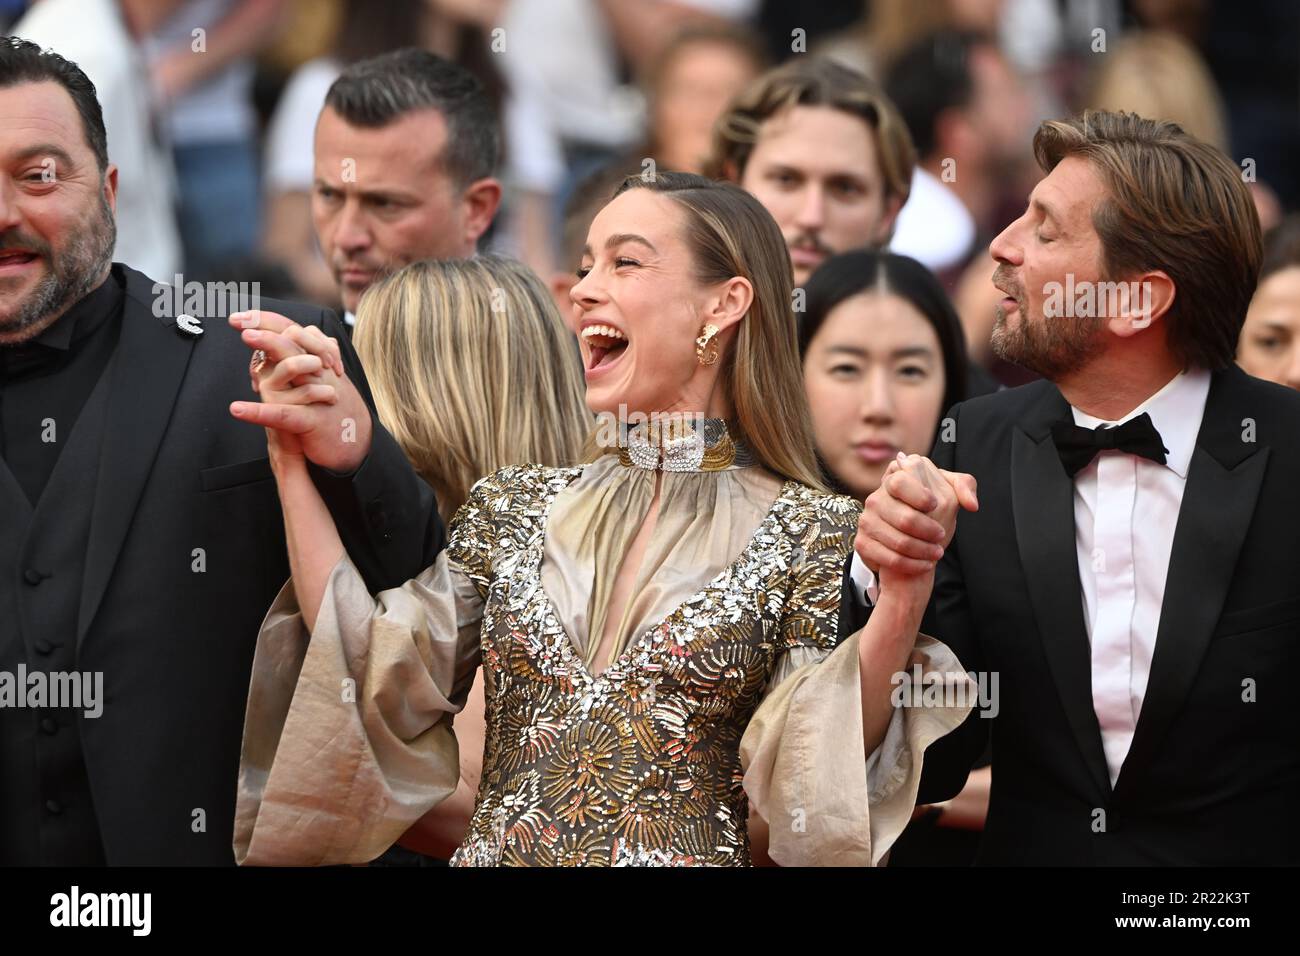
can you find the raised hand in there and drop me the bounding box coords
[855,452,979,594]
[227,310,372,473]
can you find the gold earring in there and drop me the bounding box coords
[696,324,719,365]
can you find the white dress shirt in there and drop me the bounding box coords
[1071,368,1210,785]
[849,368,1213,787]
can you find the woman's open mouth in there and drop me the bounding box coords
[580,323,630,377]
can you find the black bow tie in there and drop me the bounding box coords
[0,341,60,382]
[1050,411,1169,478]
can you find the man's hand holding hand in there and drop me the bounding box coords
[855,453,979,600]
[227,310,372,473]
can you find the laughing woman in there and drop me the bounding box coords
[231,172,972,867]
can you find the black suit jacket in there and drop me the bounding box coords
[2,264,440,865]
[844,365,1300,864]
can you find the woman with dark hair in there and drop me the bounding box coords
[1237,214,1300,391]
[800,249,968,501]
[800,249,989,866]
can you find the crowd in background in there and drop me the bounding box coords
[2,0,1297,394]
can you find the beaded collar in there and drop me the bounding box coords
[615,417,753,472]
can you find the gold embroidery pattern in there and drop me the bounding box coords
[446,465,859,866]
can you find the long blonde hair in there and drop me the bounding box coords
[354,256,591,517]
[599,172,828,491]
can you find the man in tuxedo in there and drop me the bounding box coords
[0,38,439,864]
[849,110,1300,864]
[307,48,502,330]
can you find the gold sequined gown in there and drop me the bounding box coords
[233,450,973,867]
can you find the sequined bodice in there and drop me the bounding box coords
[445,464,858,866]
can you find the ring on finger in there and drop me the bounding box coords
[250,348,268,374]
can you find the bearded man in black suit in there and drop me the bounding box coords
[0,38,438,865]
[847,110,1300,865]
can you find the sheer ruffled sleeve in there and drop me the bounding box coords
[233,477,498,866]
[739,495,974,866]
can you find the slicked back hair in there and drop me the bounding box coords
[1035,110,1262,371]
[324,47,499,188]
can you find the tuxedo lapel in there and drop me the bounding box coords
[1010,384,1113,797]
[77,268,198,647]
[1114,366,1268,798]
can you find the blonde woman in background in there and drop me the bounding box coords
[353,255,590,859]
[353,256,589,521]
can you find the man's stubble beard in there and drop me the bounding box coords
[0,193,117,344]
[334,256,400,315]
[989,288,1105,382]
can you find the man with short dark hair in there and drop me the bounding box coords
[311,48,502,321]
[0,36,437,865]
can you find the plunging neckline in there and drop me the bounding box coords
[528,467,798,686]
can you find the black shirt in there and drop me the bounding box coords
[0,266,125,507]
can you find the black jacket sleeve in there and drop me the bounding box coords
[301,308,444,593]
[913,401,990,803]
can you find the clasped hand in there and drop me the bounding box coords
[226,311,372,473]
[855,452,980,597]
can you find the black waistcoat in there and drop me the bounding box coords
[0,353,115,864]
